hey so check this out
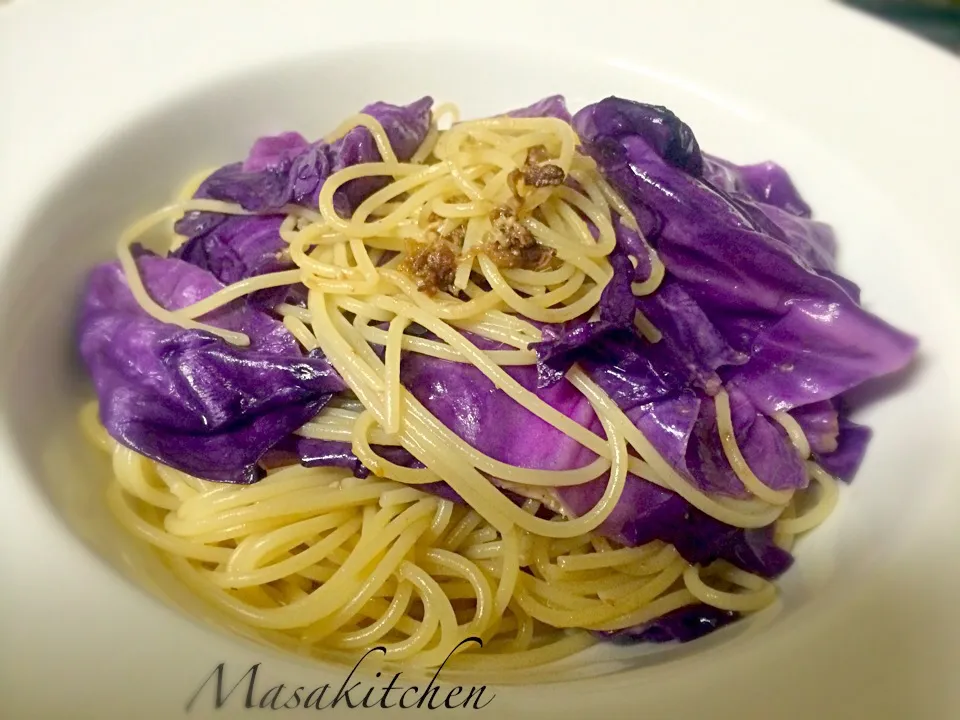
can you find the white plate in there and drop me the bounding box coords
[2,0,960,718]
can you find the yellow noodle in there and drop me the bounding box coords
[775,463,839,535]
[715,390,794,506]
[683,563,777,612]
[82,101,844,675]
[774,411,812,460]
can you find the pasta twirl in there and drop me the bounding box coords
[75,94,914,672]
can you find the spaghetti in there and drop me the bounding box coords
[79,99,841,672]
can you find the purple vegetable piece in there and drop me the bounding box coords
[400,354,598,472]
[614,217,654,283]
[185,151,324,214]
[723,297,917,413]
[295,437,422,478]
[596,604,739,645]
[531,247,638,386]
[684,386,807,497]
[790,400,840,455]
[695,156,839,274]
[573,96,918,414]
[572,333,803,500]
[625,392,701,469]
[174,215,287,284]
[406,344,788,577]
[173,214,296,310]
[264,435,465,503]
[533,230,744,395]
[701,155,812,218]
[559,473,792,579]
[243,131,312,173]
[332,97,434,209]
[180,96,433,215]
[506,95,573,123]
[573,98,702,175]
[815,416,872,482]
[172,97,434,290]
[77,254,345,484]
[538,329,697,483]
[756,207,838,275]
[579,333,681,412]
[636,280,747,394]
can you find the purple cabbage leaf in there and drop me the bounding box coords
[506,94,573,123]
[569,96,917,415]
[77,252,345,484]
[398,346,791,578]
[596,603,739,645]
[171,97,434,303]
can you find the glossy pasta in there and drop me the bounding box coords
[78,100,846,671]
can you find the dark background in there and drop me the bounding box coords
[845,0,960,52]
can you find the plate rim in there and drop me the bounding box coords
[2,1,960,718]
